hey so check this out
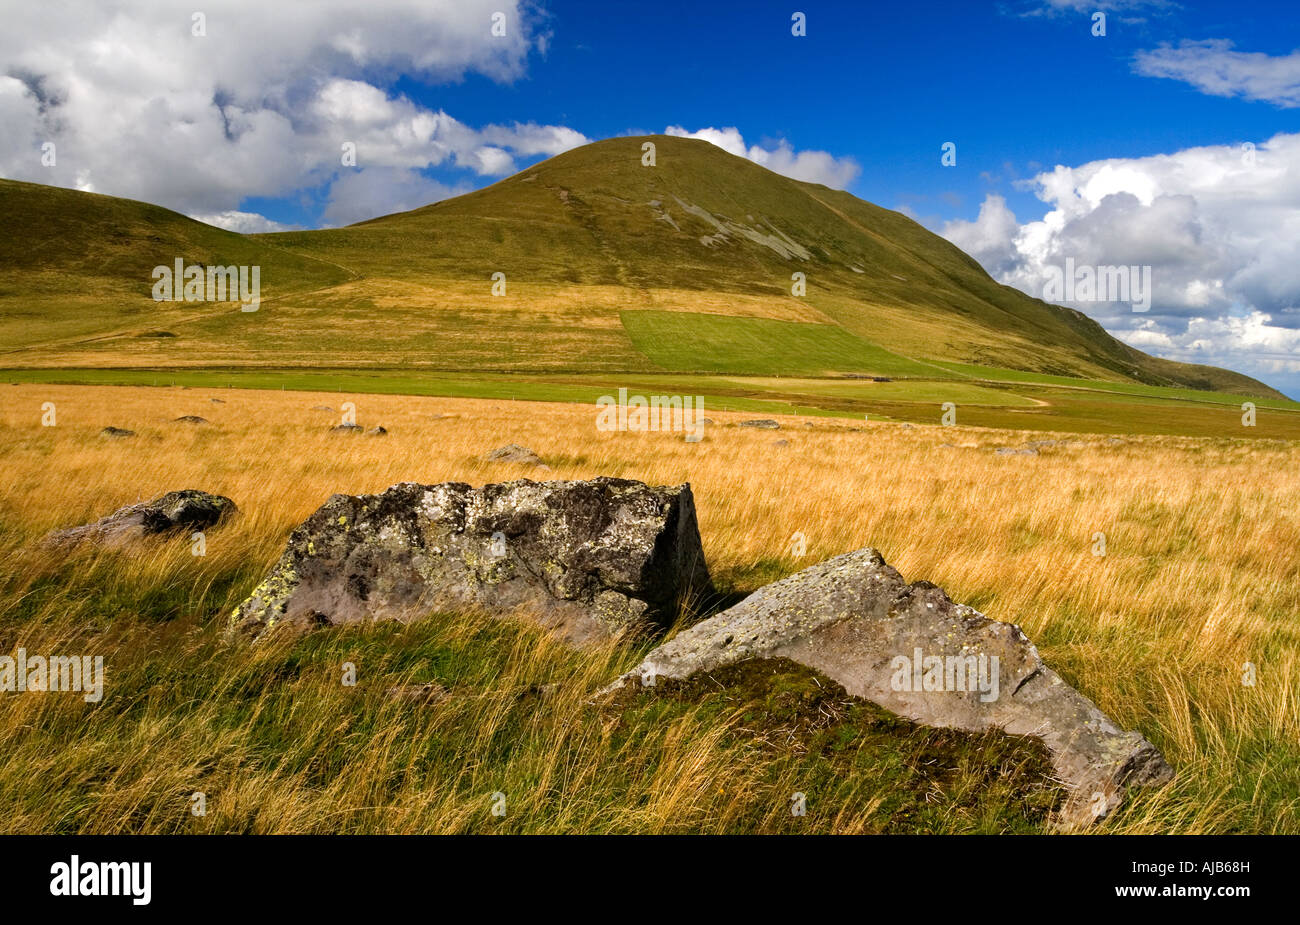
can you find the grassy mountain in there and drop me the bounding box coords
[260,134,1279,396]
[0,135,1284,401]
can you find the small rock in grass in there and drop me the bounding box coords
[44,489,237,548]
[486,443,548,468]
[384,681,450,705]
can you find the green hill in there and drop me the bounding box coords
[0,178,352,359]
[0,135,1285,404]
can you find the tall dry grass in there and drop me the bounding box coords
[0,384,1295,833]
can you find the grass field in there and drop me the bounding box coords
[0,384,1295,833]
[619,309,941,377]
[5,365,1299,439]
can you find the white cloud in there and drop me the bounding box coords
[305,78,588,179]
[941,133,1300,391]
[321,168,470,227]
[1017,0,1172,16]
[664,126,860,189]
[0,1,585,223]
[1135,40,1300,108]
[938,194,1022,278]
[190,210,297,233]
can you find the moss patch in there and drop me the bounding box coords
[607,658,1064,833]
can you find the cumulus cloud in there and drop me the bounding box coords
[322,168,471,227]
[189,210,299,234]
[941,133,1300,390]
[1135,40,1300,108]
[307,79,587,177]
[939,194,1022,278]
[0,0,585,226]
[664,126,860,189]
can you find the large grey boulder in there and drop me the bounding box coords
[44,489,237,548]
[611,547,1171,827]
[230,478,712,646]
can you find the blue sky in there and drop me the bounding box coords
[246,0,1299,230]
[3,0,1299,393]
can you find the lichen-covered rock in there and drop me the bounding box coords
[44,489,237,548]
[230,477,712,646]
[611,547,1171,827]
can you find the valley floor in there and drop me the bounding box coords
[4,365,1300,439]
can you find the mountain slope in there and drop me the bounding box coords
[262,135,1277,395]
[0,178,352,356]
[0,137,1283,399]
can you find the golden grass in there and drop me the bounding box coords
[3,281,831,370]
[0,383,1296,833]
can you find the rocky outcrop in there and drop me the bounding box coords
[44,489,238,548]
[610,547,1171,827]
[229,478,712,647]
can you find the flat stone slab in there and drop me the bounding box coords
[611,547,1171,826]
